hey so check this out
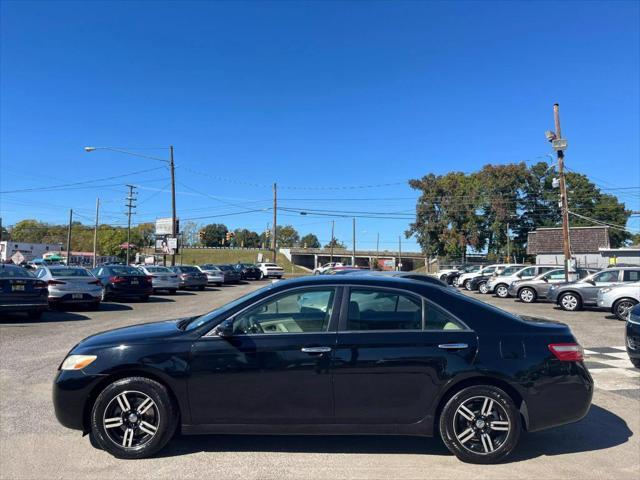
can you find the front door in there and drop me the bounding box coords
[188,287,339,425]
[332,287,478,424]
[581,269,621,304]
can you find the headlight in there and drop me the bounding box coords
[60,354,97,371]
[599,287,612,294]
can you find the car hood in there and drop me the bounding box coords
[75,317,194,349]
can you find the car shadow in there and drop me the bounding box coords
[0,311,90,324]
[146,297,176,303]
[156,405,630,460]
[96,303,133,312]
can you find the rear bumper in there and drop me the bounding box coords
[179,278,208,288]
[106,286,153,297]
[49,290,101,303]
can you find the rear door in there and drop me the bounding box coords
[332,286,477,424]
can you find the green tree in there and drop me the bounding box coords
[324,238,346,249]
[201,223,228,247]
[233,228,261,248]
[300,233,320,248]
[10,220,48,243]
[276,225,300,247]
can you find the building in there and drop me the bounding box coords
[0,241,63,263]
[599,247,640,266]
[280,247,429,271]
[526,226,610,268]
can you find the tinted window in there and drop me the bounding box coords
[0,266,33,278]
[179,266,199,273]
[425,302,464,331]
[482,267,496,274]
[233,288,335,335]
[518,267,536,277]
[49,268,89,277]
[593,270,619,283]
[623,270,640,282]
[347,288,421,331]
[539,266,557,274]
[145,267,172,273]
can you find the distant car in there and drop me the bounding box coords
[444,265,483,286]
[35,266,102,310]
[0,264,49,319]
[486,265,560,298]
[314,262,343,275]
[548,267,640,312]
[458,264,513,290]
[256,262,284,279]
[215,264,242,284]
[627,304,640,368]
[169,266,208,290]
[197,265,224,286]
[596,281,640,321]
[90,265,154,302]
[233,263,261,280]
[345,270,452,288]
[508,268,598,304]
[137,266,179,294]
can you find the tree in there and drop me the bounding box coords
[135,223,155,248]
[10,220,49,243]
[276,225,300,247]
[233,228,261,248]
[180,221,199,247]
[324,238,346,249]
[201,223,228,247]
[300,233,320,248]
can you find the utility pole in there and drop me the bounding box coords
[330,220,335,263]
[66,209,73,265]
[506,221,510,263]
[552,103,572,281]
[0,217,3,243]
[352,218,356,267]
[398,235,402,271]
[376,233,380,269]
[125,185,137,265]
[169,145,177,266]
[272,183,277,263]
[93,198,100,268]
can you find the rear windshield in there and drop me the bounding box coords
[179,266,199,273]
[109,266,145,276]
[145,267,172,273]
[0,266,34,278]
[49,268,89,277]
[218,265,233,271]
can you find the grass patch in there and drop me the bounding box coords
[170,248,309,275]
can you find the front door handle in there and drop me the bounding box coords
[438,343,469,350]
[301,346,332,354]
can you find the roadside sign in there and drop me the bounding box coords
[155,218,174,235]
[11,251,25,264]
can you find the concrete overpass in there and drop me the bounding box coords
[280,247,432,272]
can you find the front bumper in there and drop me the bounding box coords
[52,369,104,431]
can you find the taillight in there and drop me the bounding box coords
[145,276,153,282]
[34,280,48,289]
[48,280,66,285]
[110,276,127,284]
[548,343,584,362]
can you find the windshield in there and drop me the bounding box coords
[499,266,522,276]
[109,266,145,276]
[185,283,275,331]
[49,268,89,277]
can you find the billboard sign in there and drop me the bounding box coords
[155,236,179,255]
[155,218,174,236]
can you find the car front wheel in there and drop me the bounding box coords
[478,282,488,294]
[439,385,521,464]
[559,292,582,311]
[495,284,509,298]
[613,298,638,321]
[518,287,536,303]
[90,377,178,459]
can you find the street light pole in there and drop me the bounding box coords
[169,145,177,266]
[93,198,100,268]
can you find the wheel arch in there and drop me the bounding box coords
[81,368,183,435]
[432,376,529,435]
[556,289,583,305]
[612,297,639,312]
[516,285,536,299]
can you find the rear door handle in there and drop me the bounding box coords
[301,347,332,354]
[438,343,469,350]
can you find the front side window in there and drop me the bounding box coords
[544,270,566,280]
[233,288,335,335]
[347,288,421,331]
[592,270,620,283]
[482,267,496,275]
[518,267,536,277]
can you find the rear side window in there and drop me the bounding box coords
[425,302,465,331]
[179,266,199,273]
[347,289,422,331]
[0,266,32,278]
[49,268,89,277]
[623,270,640,282]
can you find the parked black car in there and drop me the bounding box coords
[216,264,242,284]
[169,266,208,290]
[90,265,153,302]
[53,275,592,463]
[0,264,49,319]
[627,303,640,368]
[468,274,493,293]
[234,263,261,280]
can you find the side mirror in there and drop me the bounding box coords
[542,277,548,282]
[586,279,595,285]
[213,318,234,338]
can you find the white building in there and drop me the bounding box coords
[0,241,63,263]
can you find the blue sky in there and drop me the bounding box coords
[1,0,639,251]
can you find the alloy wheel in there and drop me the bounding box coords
[453,396,510,455]
[102,391,160,449]
[560,294,579,311]
[615,300,636,321]
[479,282,488,294]
[464,280,472,290]
[496,285,508,298]
[519,288,534,303]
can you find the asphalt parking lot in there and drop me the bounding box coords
[0,281,638,480]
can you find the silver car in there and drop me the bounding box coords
[137,266,180,294]
[507,268,597,304]
[597,282,640,320]
[198,264,225,286]
[35,266,102,310]
[486,264,560,298]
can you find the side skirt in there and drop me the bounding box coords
[181,423,434,437]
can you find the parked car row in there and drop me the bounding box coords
[1,261,285,317]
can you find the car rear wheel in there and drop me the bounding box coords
[139,295,150,302]
[478,282,489,294]
[439,385,521,464]
[495,284,509,298]
[90,377,178,459]
[613,298,638,321]
[518,287,536,303]
[559,292,582,311]
[463,280,472,290]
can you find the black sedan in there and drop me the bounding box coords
[468,274,493,293]
[216,264,242,284]
[627,303,640,368]
[90,265,153,302]
[233,263,261,280]
[0,264,48,319]
[53,275,592,463]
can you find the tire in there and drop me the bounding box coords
[559,292,582,311]
[631,358,640,369]
[259,271,265,280]
[27,310,43,320]
[613,298,638,321]
[139,295,150,302]
[90,377,178,459]
[478,282,489,294]
[439,385,521,464]
[495,284,509,298]
[463,280,472,291]
[169,289,177,295]
[518,287,536,303]
[439,274,448,281]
